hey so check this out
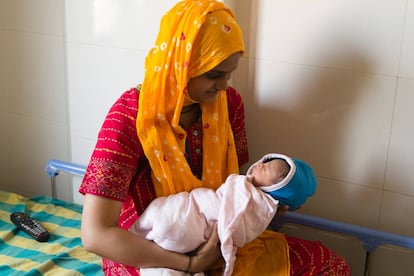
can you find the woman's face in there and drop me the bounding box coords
[187,52,241,103]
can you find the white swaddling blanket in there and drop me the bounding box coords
[130,174,279,276]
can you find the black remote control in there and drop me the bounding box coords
[10,212,50,242]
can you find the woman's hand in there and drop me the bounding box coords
[275,205,290,217]
[189,225,221,273]
[276,205,302,217]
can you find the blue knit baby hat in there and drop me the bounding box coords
[247,153,317,210]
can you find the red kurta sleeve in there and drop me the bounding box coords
[226,86,249,167]
[79,88,145,201]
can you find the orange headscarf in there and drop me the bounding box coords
[137,0,245,196]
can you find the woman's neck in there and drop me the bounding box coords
[179,104,200,130]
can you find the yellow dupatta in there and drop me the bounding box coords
[137,0,243,196]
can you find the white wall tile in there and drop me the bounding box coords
[229,0,253,57]
[72,176,84,205]
[252,0,406,75]
[370,245,414,276]
[70,136,96,205]
[0,0,69,201]
[0,113,11,189]
[0,0,64,35]
[235,58,396,188]
[301,178,383,229]
[0,32,10,113]
[70,136,96,165]
[7,114,70,200]
[67,43,146,139]
[65,0,178,50]
[0,31,66,122]
[399,0,414,78]
[385,78,414,195]
[379,191,414,236]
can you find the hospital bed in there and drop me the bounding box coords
[2,159,413,275]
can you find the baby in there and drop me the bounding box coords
[130,153,317,276]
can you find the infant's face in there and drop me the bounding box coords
[250,159,289,187]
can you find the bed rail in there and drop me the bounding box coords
[271,212,414,275]
[45,159,86,199]
[271,213,414,252]
[45,159,414,275]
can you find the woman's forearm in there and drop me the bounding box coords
[82,224,190,270]
[81,194,190,271]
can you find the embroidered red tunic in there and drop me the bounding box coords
[79,86,249,275]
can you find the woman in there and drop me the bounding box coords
[80,0,350,275]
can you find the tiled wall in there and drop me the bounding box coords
[0,0,71,200]
[1,0,413,274]
[64,0,180,203]
[233,1,414,274]
[233,0,414,235]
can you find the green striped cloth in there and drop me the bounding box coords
[0,190,102,275]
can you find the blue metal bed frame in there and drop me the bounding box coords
[45,159,414,275]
